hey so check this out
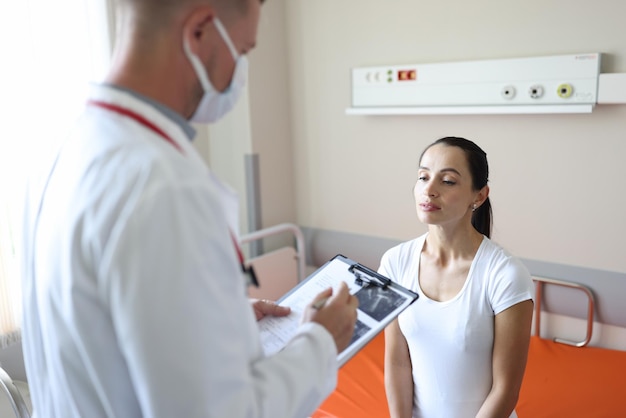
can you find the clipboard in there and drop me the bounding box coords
[257,254,419,367]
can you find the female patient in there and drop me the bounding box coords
[380,137,534,418]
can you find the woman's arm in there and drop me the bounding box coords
[385,318,414,418]
[476,299,534,418]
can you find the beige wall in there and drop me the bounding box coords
[257,0,625,274]
[250,1,626,273]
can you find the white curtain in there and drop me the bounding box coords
[0,0,114,348]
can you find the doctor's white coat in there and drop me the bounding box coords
[21,85,337,418]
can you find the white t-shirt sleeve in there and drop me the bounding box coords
[487,251,534,315]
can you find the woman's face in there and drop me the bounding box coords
[414,144,478,228]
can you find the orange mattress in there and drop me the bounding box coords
[517,336,626,417]
[313,334,626,418]
[313,333,389,418]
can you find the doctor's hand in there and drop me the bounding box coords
[302,282,359,353]
[251,298,291,321]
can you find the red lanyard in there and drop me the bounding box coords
[88,100,183,154]
[88,99,258,287]
[231,235,259,287]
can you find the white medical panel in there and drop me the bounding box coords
[350,53,602,111]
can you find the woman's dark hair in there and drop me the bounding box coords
[419,136,492,238]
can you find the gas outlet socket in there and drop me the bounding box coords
[529,85,544,99]
[557,83,574,98]
[501,85,516,100]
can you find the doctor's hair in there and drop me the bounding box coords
[209,0,266,16]
[117,0,264,28]
[419,136,493,238]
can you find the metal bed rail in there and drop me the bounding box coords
[533,276,595,347]
[0,366,30,418]
[240,223,306,284]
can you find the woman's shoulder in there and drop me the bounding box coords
[478,237,534,312]
[379,234,426,281]
[478,237,530,276]
[480,236,515,259]
[380,233,426,269]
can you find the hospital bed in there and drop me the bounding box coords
[312,276,626,418]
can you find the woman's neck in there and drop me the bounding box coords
[424,224,484,264]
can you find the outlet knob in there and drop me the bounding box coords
[501,85,516,100]
[529,85,544,99]
[557,83,574,98]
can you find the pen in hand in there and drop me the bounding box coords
[306,282,359,354]
[312,297,329,310]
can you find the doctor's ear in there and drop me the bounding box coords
[182,6,216,44]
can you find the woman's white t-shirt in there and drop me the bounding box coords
[379,234,533,418]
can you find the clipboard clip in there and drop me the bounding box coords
[348,263,391,290]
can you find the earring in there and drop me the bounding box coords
[472,204,477,212]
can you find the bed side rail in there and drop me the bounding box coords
[533,277,595,347]
[0,366,30,418]
[240,223,306,283]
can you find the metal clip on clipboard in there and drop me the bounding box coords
[348,262,391,290]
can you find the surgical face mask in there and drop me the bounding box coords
[183,17,249,123]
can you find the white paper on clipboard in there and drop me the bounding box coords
[257,254,419,367]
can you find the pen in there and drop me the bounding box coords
[312,297,329,310]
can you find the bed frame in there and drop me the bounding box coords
[0,365,30,418]
[533,276,595,347]
[517,277,626,417]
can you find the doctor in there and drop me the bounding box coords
[21,0,358,417]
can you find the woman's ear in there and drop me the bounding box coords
[474,185,490,207]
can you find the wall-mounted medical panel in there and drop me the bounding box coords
[348,53,602,115]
